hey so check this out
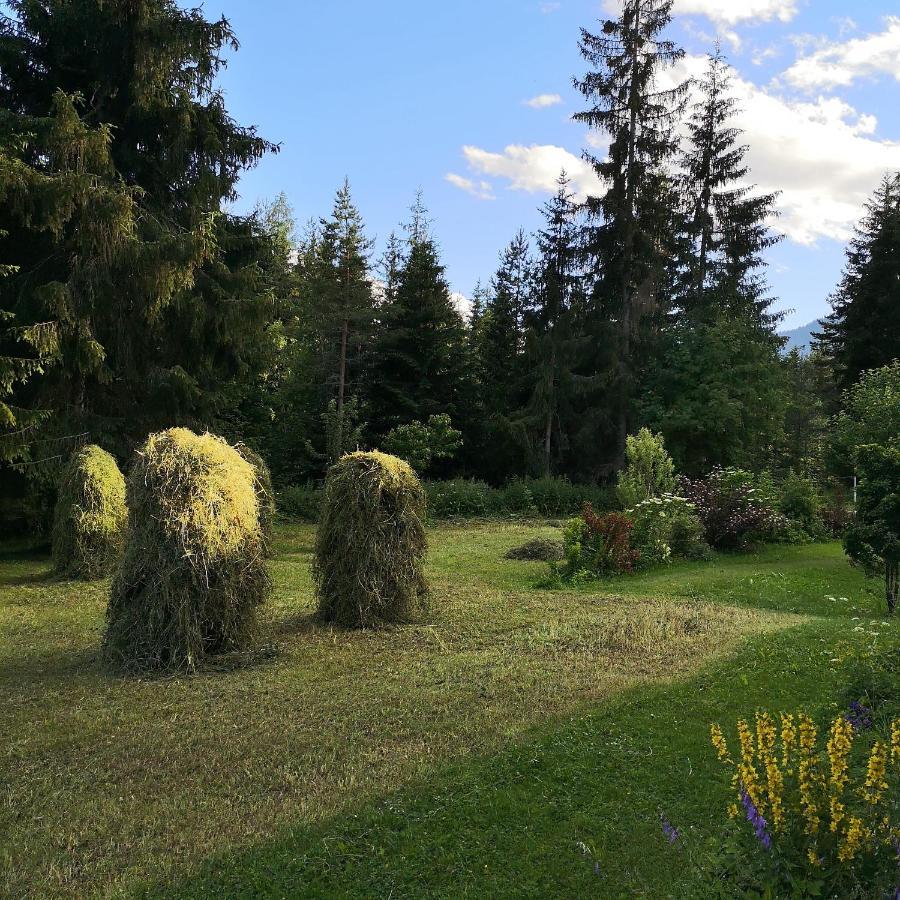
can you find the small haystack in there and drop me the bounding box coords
[314,451,428,628]
[52,444,127,579]
[504,537,564,562]
[104,428,271,672]
[234,442,276,555]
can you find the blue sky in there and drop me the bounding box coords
[209,1,900,329]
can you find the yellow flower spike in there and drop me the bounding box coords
[891,720,900,765]
[797,713,822,835]
[826,715,853,795]
[737,718,765,813]
[710,723,732,764]
[756,712,784,831]
[838,816,866,862]
[861,741,888,806]
[780,713,796,774]
[728,803,739,819]
[807,848,820,868]
[829,796,846,834]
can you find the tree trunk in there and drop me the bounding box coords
[337,317,348,414]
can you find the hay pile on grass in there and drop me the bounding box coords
[234,442,276,555]
[314,451,428,627]
[504,537,564,562]
[52,444,127,579]
[104,428,271,672]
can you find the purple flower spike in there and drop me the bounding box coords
[844,700,873,731]
[740,788,772,852]
[660,813,680,844]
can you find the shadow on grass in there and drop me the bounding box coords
[130,621,848,900]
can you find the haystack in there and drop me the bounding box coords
[104,428,271,672]
[234,442,276,555]
[314,451,428,627]
[52,444,127,579]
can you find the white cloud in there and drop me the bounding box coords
[675,0,799,27]
[602,0,798,27]
[444,172,495,201]
[540,2,560,13]
[525,93,563,109]
[460,144,603,201]
[784,17,900,90]
[668,55,900,245]
[450,291,473,320]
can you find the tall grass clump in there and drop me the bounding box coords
[104,428,271,673]
[315,451,428,628]
[52,444,127,579]
[234,442,276,554]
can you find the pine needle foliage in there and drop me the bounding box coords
[104,428,271,673]
[52,444,126,579]
[314,451,428,628]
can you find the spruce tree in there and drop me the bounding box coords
[574,0,687,472]
[640,47,786,472]
[481,230,531,415]
[816,173,900,388]
[520,174,585,476]
[679,47,780,327]
[0,0,275,462]
[366,202,472,444]
[309,180,375,461]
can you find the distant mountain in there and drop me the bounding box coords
[779,320,821,355]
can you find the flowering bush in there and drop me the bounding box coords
[707,710,900,898]
[678,467,787,550]
[628,494,709,568]
[552,504,638,583]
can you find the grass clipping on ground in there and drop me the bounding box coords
[315,450,428,627]
[52,444,127,579]
[104,428,271,672]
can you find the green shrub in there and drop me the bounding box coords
[278,476,615,523]
[844,443,899,615]
[277,483,322,522]
[104,428,271,672]
[629,494,709,568]
[424,479,492,518]
[384,414,462,473]
[617,428,676,509]
[314,451,428,627]
[779,470,826,539]
[496,479,536,515]
[552,506,638,583]
[234,442,276,555]
[52,444,127,579]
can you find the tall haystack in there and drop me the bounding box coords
[104,428,271,672]
[314,451,428,628]
[234,442,276,555]
[52,444,127,579]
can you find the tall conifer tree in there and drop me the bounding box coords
[0,0,275,462]
[574,0,687,472]
[520,174,584,476]
[366,200,472,442]
[816,173,900,388]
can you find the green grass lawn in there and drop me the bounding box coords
[1,523,895,898]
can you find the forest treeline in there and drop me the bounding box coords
[1,0,897,526]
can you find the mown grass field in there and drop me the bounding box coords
[1,523,895,898]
